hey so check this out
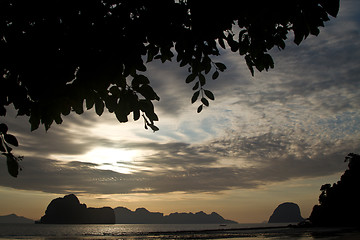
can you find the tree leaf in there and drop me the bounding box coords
[104,96,117,113]
[149,124,159,132]
[5,154,19,178]
[29,114,40,132]
[185,73,196,83]
[4,134,19,147]
[133,108,140,121]
[215,62,227,72]
[0,123,8,134]
[191,90,200,104]
[43,117,53,132]
[72,99,84,114]
[204,90,215,100]
[197,104,203,113]
[109,86,121,97]
[138,84,160,101]
[264,54,274,70]
[86,97,95,110]
[139,99,158,122]
[115,110,128,123]
[212,71,219,80]
[201,97,209,107]
[95,99,104,116]
[54,114,63,125]
[192,81,199,91]
[132,75,150,90]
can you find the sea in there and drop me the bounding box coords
[0,223,359,240]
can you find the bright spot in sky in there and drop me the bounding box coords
[83,147,138,174]
[52,147,138,174]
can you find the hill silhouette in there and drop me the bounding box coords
[268,202,304,223]
[0,214,33,224]
[114,207,237,224]
[39,194,237,224]
[309,153,360,227]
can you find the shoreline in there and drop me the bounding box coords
[148,224,290,234]
[143,225,360,239]
[1,223,359,240]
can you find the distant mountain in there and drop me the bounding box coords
[39,194,237,224]
[114,207,237,224]
[268,202,304,223]
[39,194,115,224]
[0,214,34,224]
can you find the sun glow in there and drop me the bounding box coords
[82,147,138,174]
[51,147,139,174]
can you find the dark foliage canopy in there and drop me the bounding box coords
[309,153,360,227]
[0,0,340,177]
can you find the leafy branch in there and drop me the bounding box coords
[0,123,23,177]
[185,55,226,113]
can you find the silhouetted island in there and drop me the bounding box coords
[0,214,33,224]
[114,207,237,224]
[39,194,115,224]
[309,153,360,227]
[39,194,237,224]
[268,202,304,223]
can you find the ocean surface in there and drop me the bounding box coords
[0,223,359,240]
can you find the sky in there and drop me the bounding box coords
[1,0,360,223]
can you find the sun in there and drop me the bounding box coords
[82,147,138,174]
[50,147,139,174]
[51,146,144,174]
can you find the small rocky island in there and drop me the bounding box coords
[0,214,33,224]
[38,194,237,224]
[268,202,304,223]
[39,194,115,224]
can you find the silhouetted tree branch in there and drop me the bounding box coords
[309,153,360,227]
[1,0,340,176]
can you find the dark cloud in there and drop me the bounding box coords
[1,129,358,195]
[0,157,143,194]
[0,155,267,194]
[122,141,219,169]
[1,107,103,157]
[207,130,359,180]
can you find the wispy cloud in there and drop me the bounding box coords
[1,129,358,195]
[1,0,359,200]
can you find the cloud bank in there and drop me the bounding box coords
[1,0,359,196]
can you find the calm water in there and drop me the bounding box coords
[0,223,357,240]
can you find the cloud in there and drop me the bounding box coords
[1,0,359,198]
[1,127,358,195]
[1,110,96,157]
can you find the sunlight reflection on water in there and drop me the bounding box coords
[0,224,358,240]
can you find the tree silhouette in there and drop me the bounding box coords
[309,153,360,227]
[1,0,340,176]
